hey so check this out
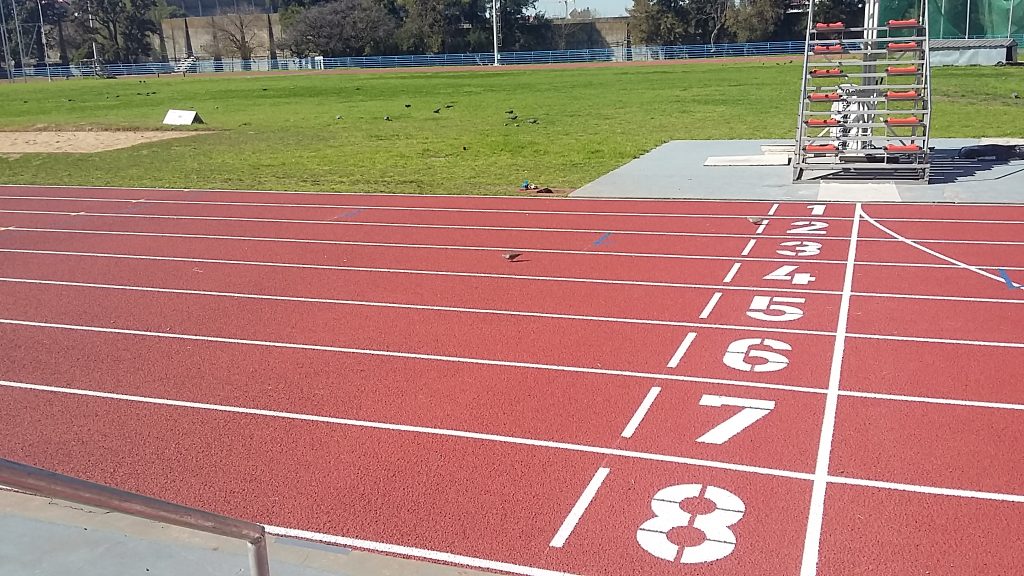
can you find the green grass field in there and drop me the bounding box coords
[1,60,1022,194]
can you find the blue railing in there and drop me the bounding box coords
[3,34,1020,79]
[3,41,808,79]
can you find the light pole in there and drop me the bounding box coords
[491,0,499,66]
[11,0,28,76]
[1,0,14,76]
[36,0,50,79]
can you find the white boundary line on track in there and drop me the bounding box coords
[3,227,849,263]
[6,208,1024,245]
[0,209,864,241]
[4,317,1024,412]
[859,207,1024,290]
[847,333,1024,349]
[3,378,1022,505]
[5,228,1024,273]
[620,388,662,438]
[0,379,812,480]
[3,248,1024,301]
[0,318,824,395]
[0,276,837,337]
[267,525,580,576]
[800,203,861,576]
[6,194,1024,224]
[0,248,843,295]
[549,467,611,548]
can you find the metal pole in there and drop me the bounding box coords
[11,0,27,78]
[36,0,49,79]
[248,538,271,576]
[1,0,14,76]
[1010,0,1015,38]
[87,0,97,61]
[965,0,970,37]
[491,0,498,66]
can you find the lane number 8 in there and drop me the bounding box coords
[637,484,745,564]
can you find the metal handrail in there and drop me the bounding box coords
[0,457,270,576]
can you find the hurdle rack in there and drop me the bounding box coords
[793,0,932,183]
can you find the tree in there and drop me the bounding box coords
[727,0,787,42]
[211,6,263,60]
[285,0,398,56]
[66,0,160,62]
[690,0,730,44]
[629,0,693,45]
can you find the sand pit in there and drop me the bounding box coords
[0,131,208,154]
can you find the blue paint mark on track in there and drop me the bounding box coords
[336,209,364,219]
[593,232,612,246]
[998,268,1018,289]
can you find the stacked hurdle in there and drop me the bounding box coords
[793,0,931,183]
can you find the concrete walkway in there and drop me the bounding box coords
[0,490,491,576]
[572,139,1024,202]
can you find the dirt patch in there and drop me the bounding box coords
[0,131,208,154]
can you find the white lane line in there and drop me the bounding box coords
[699,292,723,319]
[267,525,580,576]
[0,209,852,241]
[3,227,853,263]
[722,263,742,283]
[755,220,769,235]
[10,196,1024,225]
[549,468,611,548]
[741,239,757,256]
[0,319,823,395]
[848,333,1024,349]
[8,245,1024,293]
[767,203,779,216]
[0,248,842,296]
[827,476,1024,503]
[800,203,861,576]
[859,207,1024,289]
[666,332,698,369]
[840,390,1024,411]
[620,388,662,438]
[0,379,814,481]
[0,277,835,337]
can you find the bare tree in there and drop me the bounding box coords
[211,6,263,60]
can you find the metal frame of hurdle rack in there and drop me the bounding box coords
[792,0,932,183]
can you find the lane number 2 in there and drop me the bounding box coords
[637,484,745,564]
[787,221,829,235]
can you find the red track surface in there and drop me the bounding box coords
[1,185,1022,575]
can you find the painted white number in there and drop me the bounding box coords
[637,484,745,564]
[696,395,775,444]
[764,265,816,285]
[747,296,806,322]
[776,241,822,257]
[723,338,791,372]
[787,221,829,235]
[807,204,826,216]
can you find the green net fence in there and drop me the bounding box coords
[878,0,1023,38]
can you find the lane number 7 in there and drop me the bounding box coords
[696,395,775,444]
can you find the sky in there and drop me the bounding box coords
[533,0,634,18]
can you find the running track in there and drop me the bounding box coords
[0,185,1022,576]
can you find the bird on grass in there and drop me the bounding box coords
[508,114,518,120]
[445,104,455,108]
[527,118,538,124]
[384,116,392,121]
[405,103,412,108]
[747,217,767,224]
[503,252,523,262]
[433,107,441,114]
[505,109,514,114]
